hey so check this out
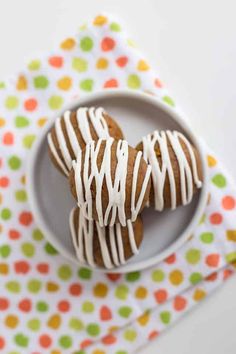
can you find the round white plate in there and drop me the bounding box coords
[27,90,208,273]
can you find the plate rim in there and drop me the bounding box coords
[26,89,208,273]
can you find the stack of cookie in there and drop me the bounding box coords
[47,106,203,269]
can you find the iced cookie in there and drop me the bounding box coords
[47,107,124,176]
[70,207,143,269]
[136,130,203,210]
[69,138,151,226]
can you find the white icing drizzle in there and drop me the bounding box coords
[142,130,202,211]
[72,138,152,227]
[47,107,110,175]
[69,208,140,269]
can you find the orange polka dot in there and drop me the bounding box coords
[206,271,218,281]
[93,283,108,298]
[0,297,9,310]
[104,79,118,88]
[148,330,159,340]
[49,56,63,68]
[169,269,184,285]
[154,78,163,88]
[0,263,9,275]
[108,326,119,333]
[101,37,115,51]
[93,15,108,26]
[19,211,33,226]
[5,314,19,328]
[102,334,117,345]
[37,263,49,274]
[210,213,223,225]
[24,98,37,111]
[60,38,76,50]
[193,288,206,301]
[0,177,9,187]
[0,118,5,127]
[154,289,168,304]
[39,334,52,348]
[57,76,72,91]
[3,132,14,145]
[173,296,187,311]
[207,155,217,167]
[69,283,82,296]
[9,229,20,240]
[205,254,220,268]
[135,286,148,299]
[58,300,70,312]
[223,268,233,280]
[47,314,61,329]
[116,56,128,67]
[137,311,150,326]
[222,196,235,210]
[164,253,176,264]
[0,224,3,232]
[96,58,109,69]
[80,339,93,349]
[18,299,32,312]
[0,336,5,349]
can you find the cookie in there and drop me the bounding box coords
[47,107,124,176]
[69,138,151,226]
[136,130,203,210]
[69,207,143,269]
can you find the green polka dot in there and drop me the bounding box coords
[36,301,48,312]
[59,335,72,349]
[86,323,100,337]
[212,174,226,188]
[118,306,132,318]
[225,251,236,263]
[27,318,40,331]
[5,96,19,109]
[163,96,175,107]
[34,75,49,89]
[33,228,44,241]
[44,242,58,254]
[126,271,140,282]
[82,301,94,313]
[28,60,41,71]
[185,248,201,264]
[80,79,94,92]
[160,311,171,324]
[152,269,165,282]
[127,74,141,89]
[8,156,21,170]
[69,318,84,331]
[48,95,63,110]
[1,208,12,220]
[74,351,85,354]
[21,243,35,257]
[0,82,5,89]
[27,279,42,293]
[15,116,30,128]
[72,57,88,72]
[6,281,21,293]
[80,36,93,51]
[110,22,121,31]
[15,190,27,202]
[0,245,11,258]
[116,351,128,354]
[14,333,29,347]
[124,329,137,342]
[200,232,214,244]
[58,265,72,280]
[9,352,20,354]
[189,272,203,285]
[78,267,92,280]
[115,284,129,300]
[23,135,36,149]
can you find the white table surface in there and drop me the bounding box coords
[1,0,236,353]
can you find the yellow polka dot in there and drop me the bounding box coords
[169,269,184,286]
[93,283,108,298]
[93,15,108,26]
[0,118,5,127]
[37,117,48,127]
[137,60,150,71]
[92,350,105,354]
[51,351,61,354]
[21,175,26,185]
[0,193,3,205]
[207,155,217,167]
[193,288,206,301]
[135,286,148,299]
[60,38,76,50]
[137,312,150,326]
[5,315,19,328]
[108,325,119,333]
[0,263,9,275]
[16,75,28,90]
[47,282,59,292]
[57,76,72,91]
[47,314,61,329]
[0,224,3,233]
[96,58,109,70]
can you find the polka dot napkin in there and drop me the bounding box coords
[0,13,236,354]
